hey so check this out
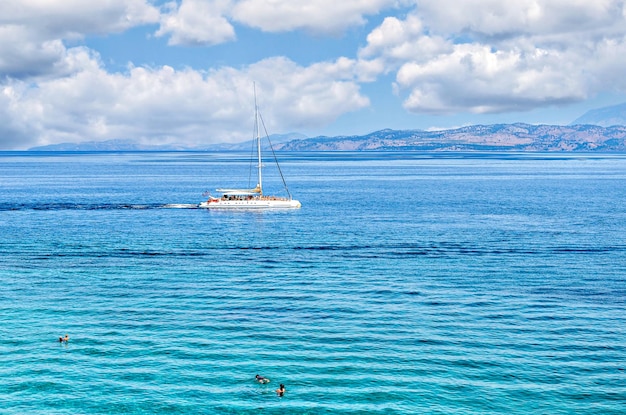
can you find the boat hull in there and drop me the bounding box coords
[201,87,300,209]
[198,199,301,209]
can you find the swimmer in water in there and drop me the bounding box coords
[59,335,69,343]
[276,384,285,396]
[255,374,270,384]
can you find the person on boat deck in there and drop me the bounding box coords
[255,374,269,383]
[276,384,285,396]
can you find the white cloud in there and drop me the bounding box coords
[416,0,625,39]
[231,0,398,35]
[0,0,159,38]
[247,57,369,128]
[360,0,626,114]
[359,15,450,67]
[396,44,588,114]
[3,0,626,149]
[0,0,159,81]
[0,51,368,149]
[156,0,236,46]
[0,0,374,149]
[0,26,68,79]
[155,0,401,44]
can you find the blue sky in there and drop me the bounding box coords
[2,0,626,150]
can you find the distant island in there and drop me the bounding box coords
[28,123,626,152]
[276,123,626,152]
[28,102,626,152]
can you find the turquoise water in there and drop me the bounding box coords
[0,151,625,414]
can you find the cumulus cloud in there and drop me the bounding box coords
[1,51,368,149]
[231,0,398,35]
[360,0,626,114]
[0,0,375,149]
[156,0,236,46]
[154,0,400,44]
[416,0,625,40]
[397,44,588,114]
[360,15,451,67]
[3,0,626,149]
[247,57,369,128]
[0,26,67,79]
[0,0,159,39]
[0,0,159,80]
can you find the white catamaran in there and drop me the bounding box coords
[199,88,301,210]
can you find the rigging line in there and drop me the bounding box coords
[247,103,257,189]
[253,82,263,195]
[258,111,292,199]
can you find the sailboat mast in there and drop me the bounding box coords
[254,84,263,196]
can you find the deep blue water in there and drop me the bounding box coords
[0,151,625,414]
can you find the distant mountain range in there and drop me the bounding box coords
[28,133,306,152]
[276,123,626,151]
[28,103,626,152]
[28,139,185,152]
[570,102,626,127]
